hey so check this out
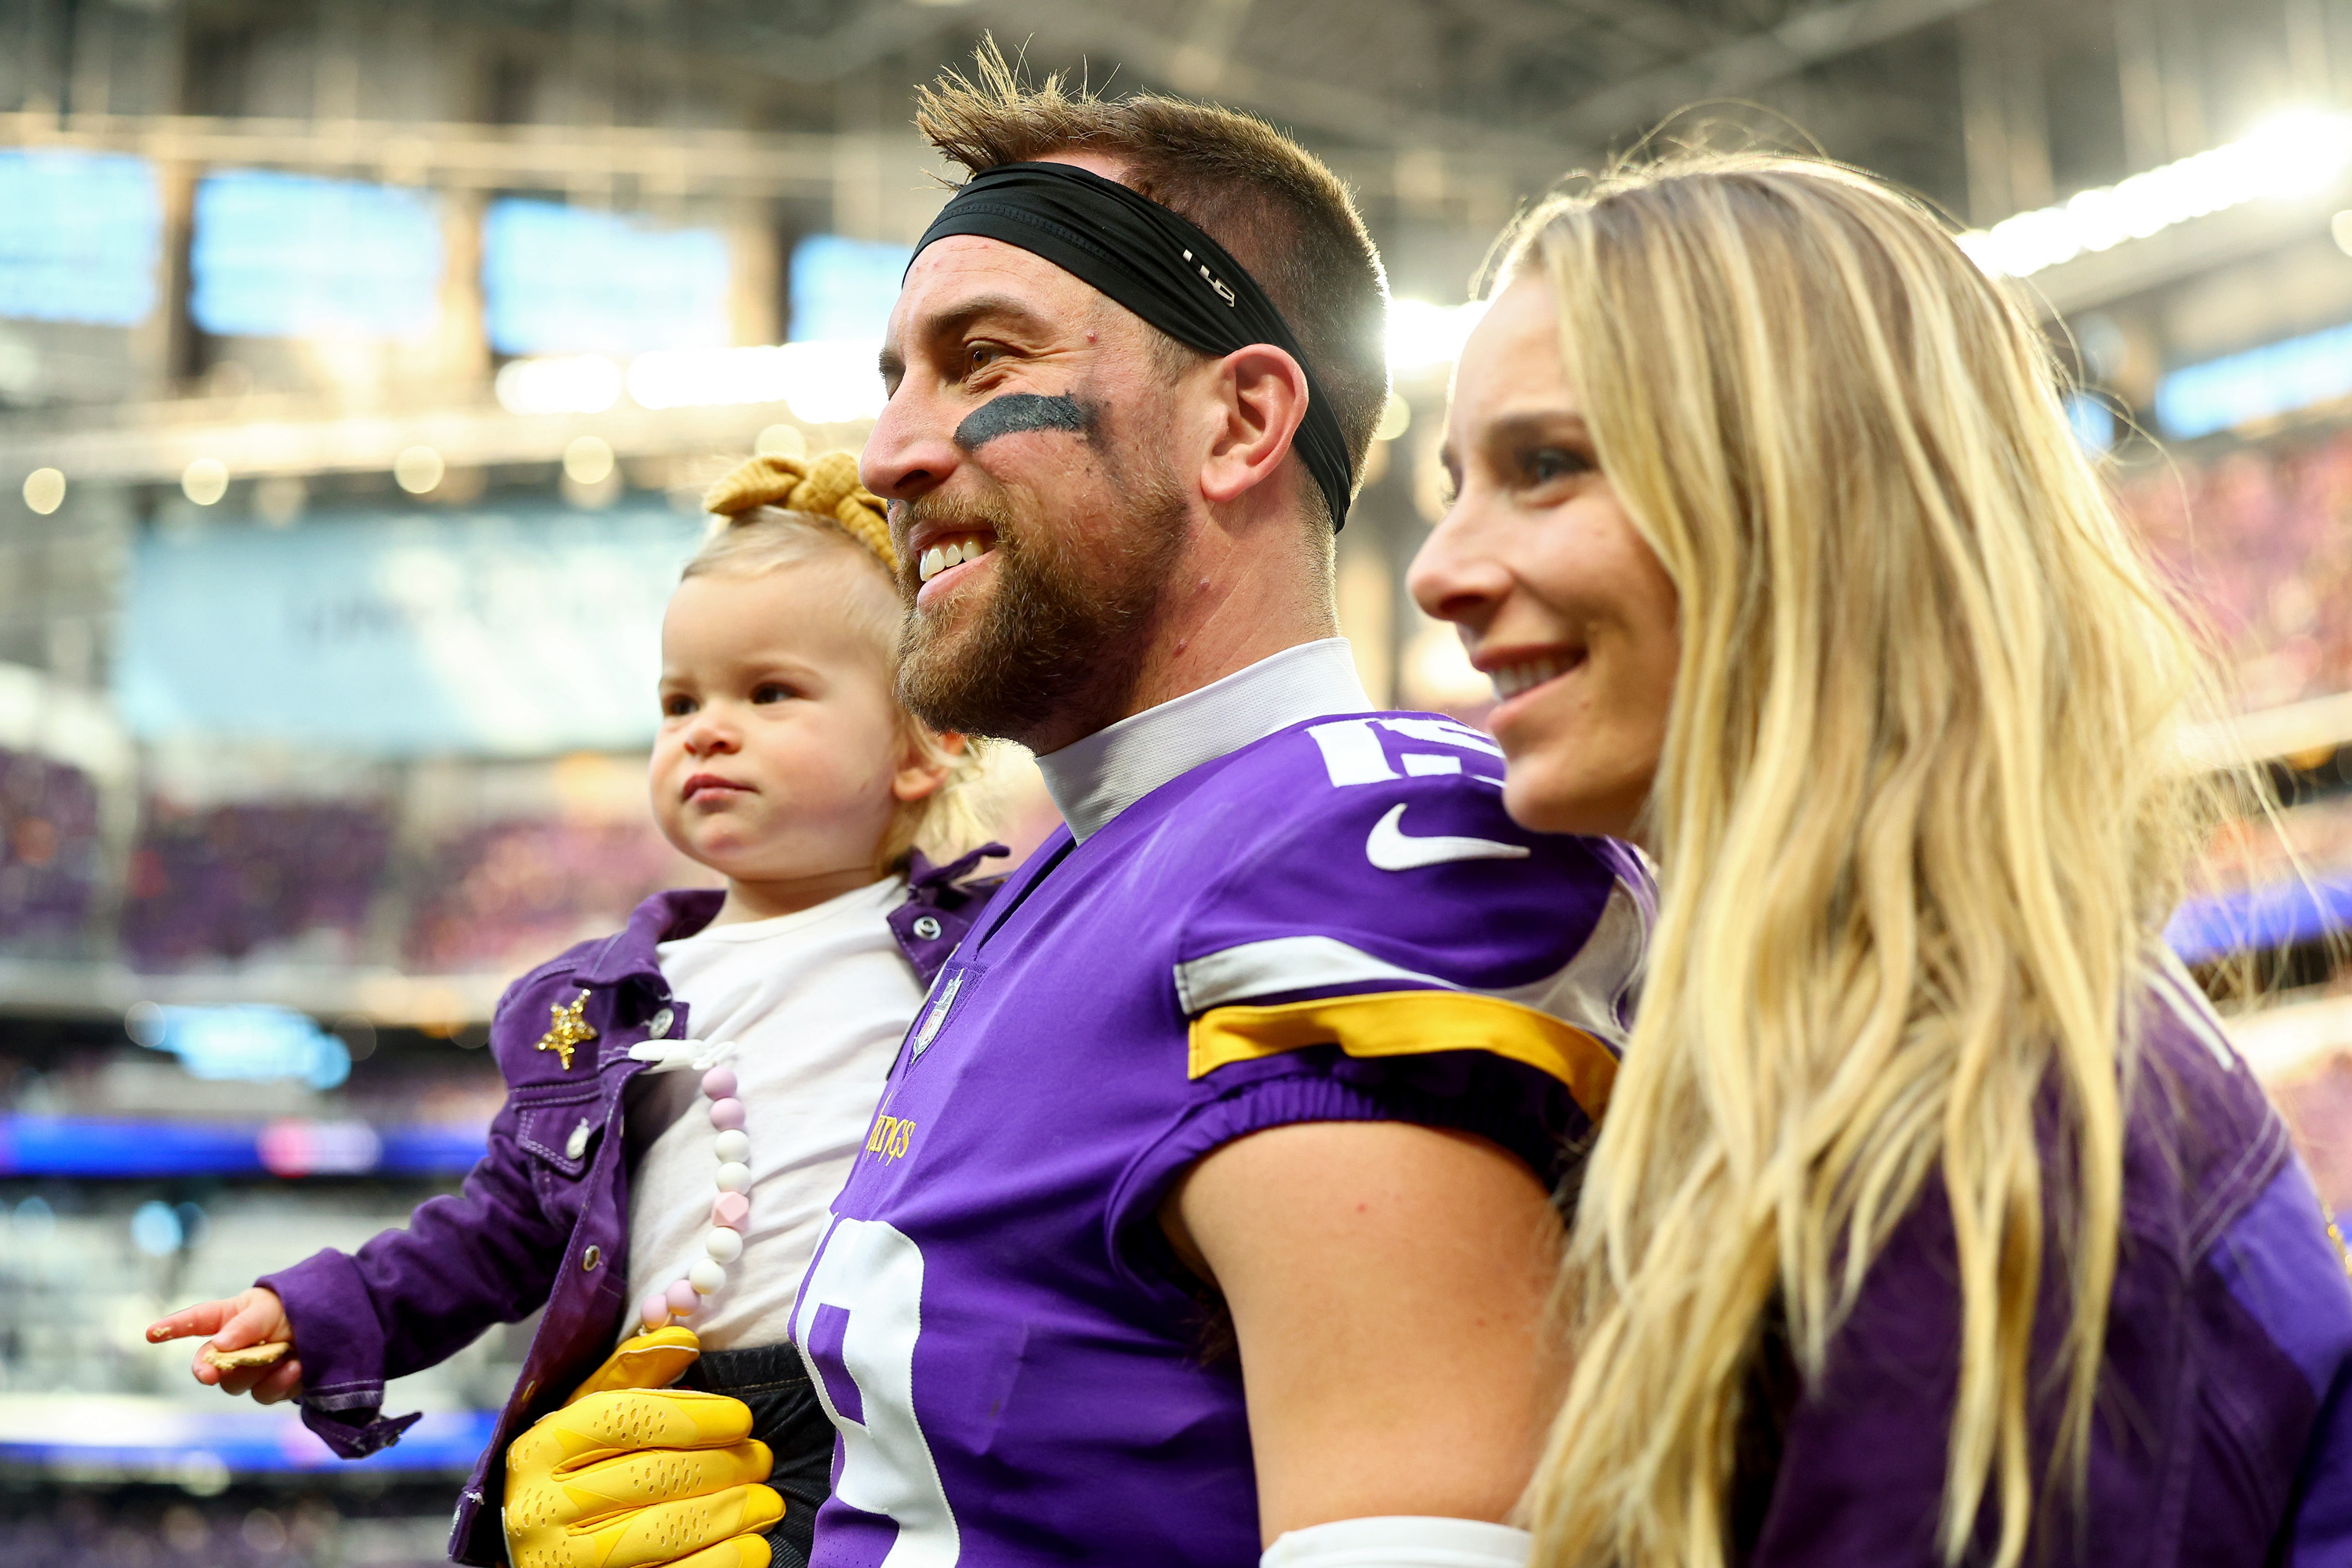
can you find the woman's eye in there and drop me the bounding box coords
[1526,447,1592,485]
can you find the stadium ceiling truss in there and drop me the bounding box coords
[2,0,1996,205]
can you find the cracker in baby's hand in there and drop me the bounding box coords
[201,1341,290,1370]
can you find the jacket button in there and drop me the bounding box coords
[647,1007,674,1040]
[912,915,942,941]
[581,1245,601,1272]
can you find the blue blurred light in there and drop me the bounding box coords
[2165,872,2352,964]
[134,1003,351,1090]
[2064,392,2116,452]
[0,1115,487,1178]
[191,170,444,339]
[0,149,162,326]
[130,1199,183,1257]
[0,1406,498,1475]
[2156,319,2352,438]
[789,234,914,342]
[482,199,731,355]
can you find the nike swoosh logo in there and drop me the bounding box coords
[1365,802,1533,871]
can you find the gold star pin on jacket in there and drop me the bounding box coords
[536,993,597,1071]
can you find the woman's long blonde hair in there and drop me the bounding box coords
[1515,154,2227,1566]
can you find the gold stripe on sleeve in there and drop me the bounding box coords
[1188,989,1617,1120]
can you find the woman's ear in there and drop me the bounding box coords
[892,728,964,804]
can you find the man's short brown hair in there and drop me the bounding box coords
[916,42,1390,528]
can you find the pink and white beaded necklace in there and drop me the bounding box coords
[631,1054,753,1333]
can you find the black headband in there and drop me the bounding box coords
[910,161,1356,531]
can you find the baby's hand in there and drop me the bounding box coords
[147,1287,303,1404]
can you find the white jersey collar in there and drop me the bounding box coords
[1036,638,1372,843]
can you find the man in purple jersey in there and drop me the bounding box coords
[779,50,1652,1568]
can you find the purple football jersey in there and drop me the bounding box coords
[792,712,1651,1566]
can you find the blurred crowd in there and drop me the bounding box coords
[0,1486,458,1568]
[0,749,103,959]
[7,424,2352,979]
[0,756,706,975]
[2121,425,2352,713]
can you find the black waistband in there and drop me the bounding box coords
[681,1340,815,1395]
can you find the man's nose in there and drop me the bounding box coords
[862,379,962,510]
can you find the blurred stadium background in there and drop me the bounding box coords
[3,0,2351,1561]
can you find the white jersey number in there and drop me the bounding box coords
[793,1216,961,1567]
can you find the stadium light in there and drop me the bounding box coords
[1960,107,2352,279]
[394,445,445,495]
[562,434,615,485]
[1388,299,1488,377]
[181,457,228,506]
[488,303,1492,434]
[22,467,64,515]
[494,354,622,416]
[625,341,887,424]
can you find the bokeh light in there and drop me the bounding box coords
[22,466,64,514]
[181,457,229,506]
[562,434,615,486]
[394,445,446,495]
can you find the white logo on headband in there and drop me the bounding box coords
[1181,248,1239,307]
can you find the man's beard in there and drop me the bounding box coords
[895,460,1188,747]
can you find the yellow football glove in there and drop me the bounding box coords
[503,1327,784,1568]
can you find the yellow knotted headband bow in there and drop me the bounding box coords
[702,449,897,574]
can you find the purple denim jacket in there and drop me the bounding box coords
[259,848,1003,1566]
[1731,973,2352,1565]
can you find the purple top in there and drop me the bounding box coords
[258,849,1002,1566]
[789,713,1654,1566]
[1734,960,2352,1565]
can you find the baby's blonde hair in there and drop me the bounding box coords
[691,449,987,874]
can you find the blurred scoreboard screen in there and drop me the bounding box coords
[482,199,731,356]
[116,506,702,756]
[191,170,445,339]
[0,150,162,327]
[789,234,914,343]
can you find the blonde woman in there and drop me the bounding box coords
[1410,155,2352,1567]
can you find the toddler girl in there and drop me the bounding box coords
[147,450,1003,1568]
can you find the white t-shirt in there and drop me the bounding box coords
[625,876,922,1350]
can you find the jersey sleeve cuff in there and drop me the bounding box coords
[1189,989,1617,1121]
[1109,1047,1583,1286]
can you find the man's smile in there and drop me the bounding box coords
[916,532,996,585]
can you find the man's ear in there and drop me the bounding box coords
[1198,345,1312,508]
[892,728,964,804]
